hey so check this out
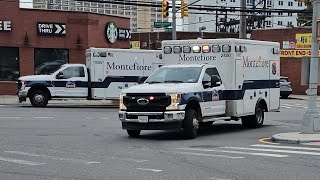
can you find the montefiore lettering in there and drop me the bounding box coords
[106,62,152,71]
[179,54,216,61]
[243,56,269,68]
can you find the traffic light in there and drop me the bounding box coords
[181,0,188,17]
[162,0,169,18]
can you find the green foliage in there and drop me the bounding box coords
[297,2,312,26]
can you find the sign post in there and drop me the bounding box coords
[301,0,320,134]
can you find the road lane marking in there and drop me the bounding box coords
[137,168,163,172]
[177,148,288,158]
[175,151,244,159]
[0,156,45,166]
[111,157,148,163]
[209,178,235,180]
[258,137,279,145]
[224,147,320,156]
[0,117,21,119]
[251,144,320,151]
[33,117,54,119]
[5,151,100,165]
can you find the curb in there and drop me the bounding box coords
[271,132,320,143]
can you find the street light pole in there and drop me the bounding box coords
[301,0,320,134]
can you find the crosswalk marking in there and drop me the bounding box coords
[224,146,320,156]
[251,144,320,151]
[177,148,288,158]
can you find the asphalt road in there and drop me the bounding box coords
[0,99,320,180]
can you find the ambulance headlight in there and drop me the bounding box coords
[119,93,127,110]
[166,93,181,110]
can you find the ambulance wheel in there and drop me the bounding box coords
[127,130,141,138]
[241,105,264,128]
[182,109,199,139]
[30,90,49,107]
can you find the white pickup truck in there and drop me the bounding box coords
[17,48,163,107]
[119,38,280,139]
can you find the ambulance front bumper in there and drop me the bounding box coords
[119,111,185,130]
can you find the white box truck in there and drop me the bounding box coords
[17,48,163,107]
[119,38,280,139]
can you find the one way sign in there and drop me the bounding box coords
[37,22,66,36]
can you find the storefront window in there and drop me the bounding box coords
[34,48,68,75]
[0,47,19,81]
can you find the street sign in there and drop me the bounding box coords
[154,21,172,28]
[130,41,140,49]
[37,22,66,36]
[165,28,172,32]
[295,33,311,49]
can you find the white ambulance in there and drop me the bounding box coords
[119,38,280,139]
[17,48,163,107]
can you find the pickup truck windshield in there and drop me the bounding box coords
[145,67,202,83]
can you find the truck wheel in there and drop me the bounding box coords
[182,109,199,139]
[127,130,141,138]
[241,104,264,128]
[30,90,49,107]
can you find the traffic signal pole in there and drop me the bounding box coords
[172,0,177,40]
[301,0,320,133]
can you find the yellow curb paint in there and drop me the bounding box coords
[258,137,280,145]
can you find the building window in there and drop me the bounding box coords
[199,17,202,22]
[278,21,283,25]
[267,0,272,7]
[230,0,235,2]
[298,2,302,7]
[288,2,293,6]
[34,48,68,75]
[287,21,293,26]
[278,1,283,5]
[0,47,19,81]
[288,12,292,16]
[247,0,253,5]
[278,12,283,16]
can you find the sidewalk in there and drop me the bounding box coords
[289,94,320,101]
[0,95,119,106]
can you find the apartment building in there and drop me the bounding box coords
[186,0,306,33]
[29,0,164,32]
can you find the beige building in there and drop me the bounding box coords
[31,0,166,32]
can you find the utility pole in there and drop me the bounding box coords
[172,0,177,40]
[301,0,320,134]
[239,0,246,39]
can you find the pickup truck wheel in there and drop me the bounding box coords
[241,104,264,128]
[127,130,141,138]
[182,109,199,139]
[30,90,49,107]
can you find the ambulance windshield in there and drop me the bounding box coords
[145,67,202,84]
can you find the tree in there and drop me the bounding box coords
[297,2,313,26]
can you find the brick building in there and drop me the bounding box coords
[252,27,313,95]
[0,1,130,95]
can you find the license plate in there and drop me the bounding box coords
[138,116,148,123]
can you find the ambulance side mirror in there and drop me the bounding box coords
[211,75,221,87]
[137,77,145,84]
[56,72,64,79]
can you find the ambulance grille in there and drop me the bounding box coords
[124,93,171,112]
